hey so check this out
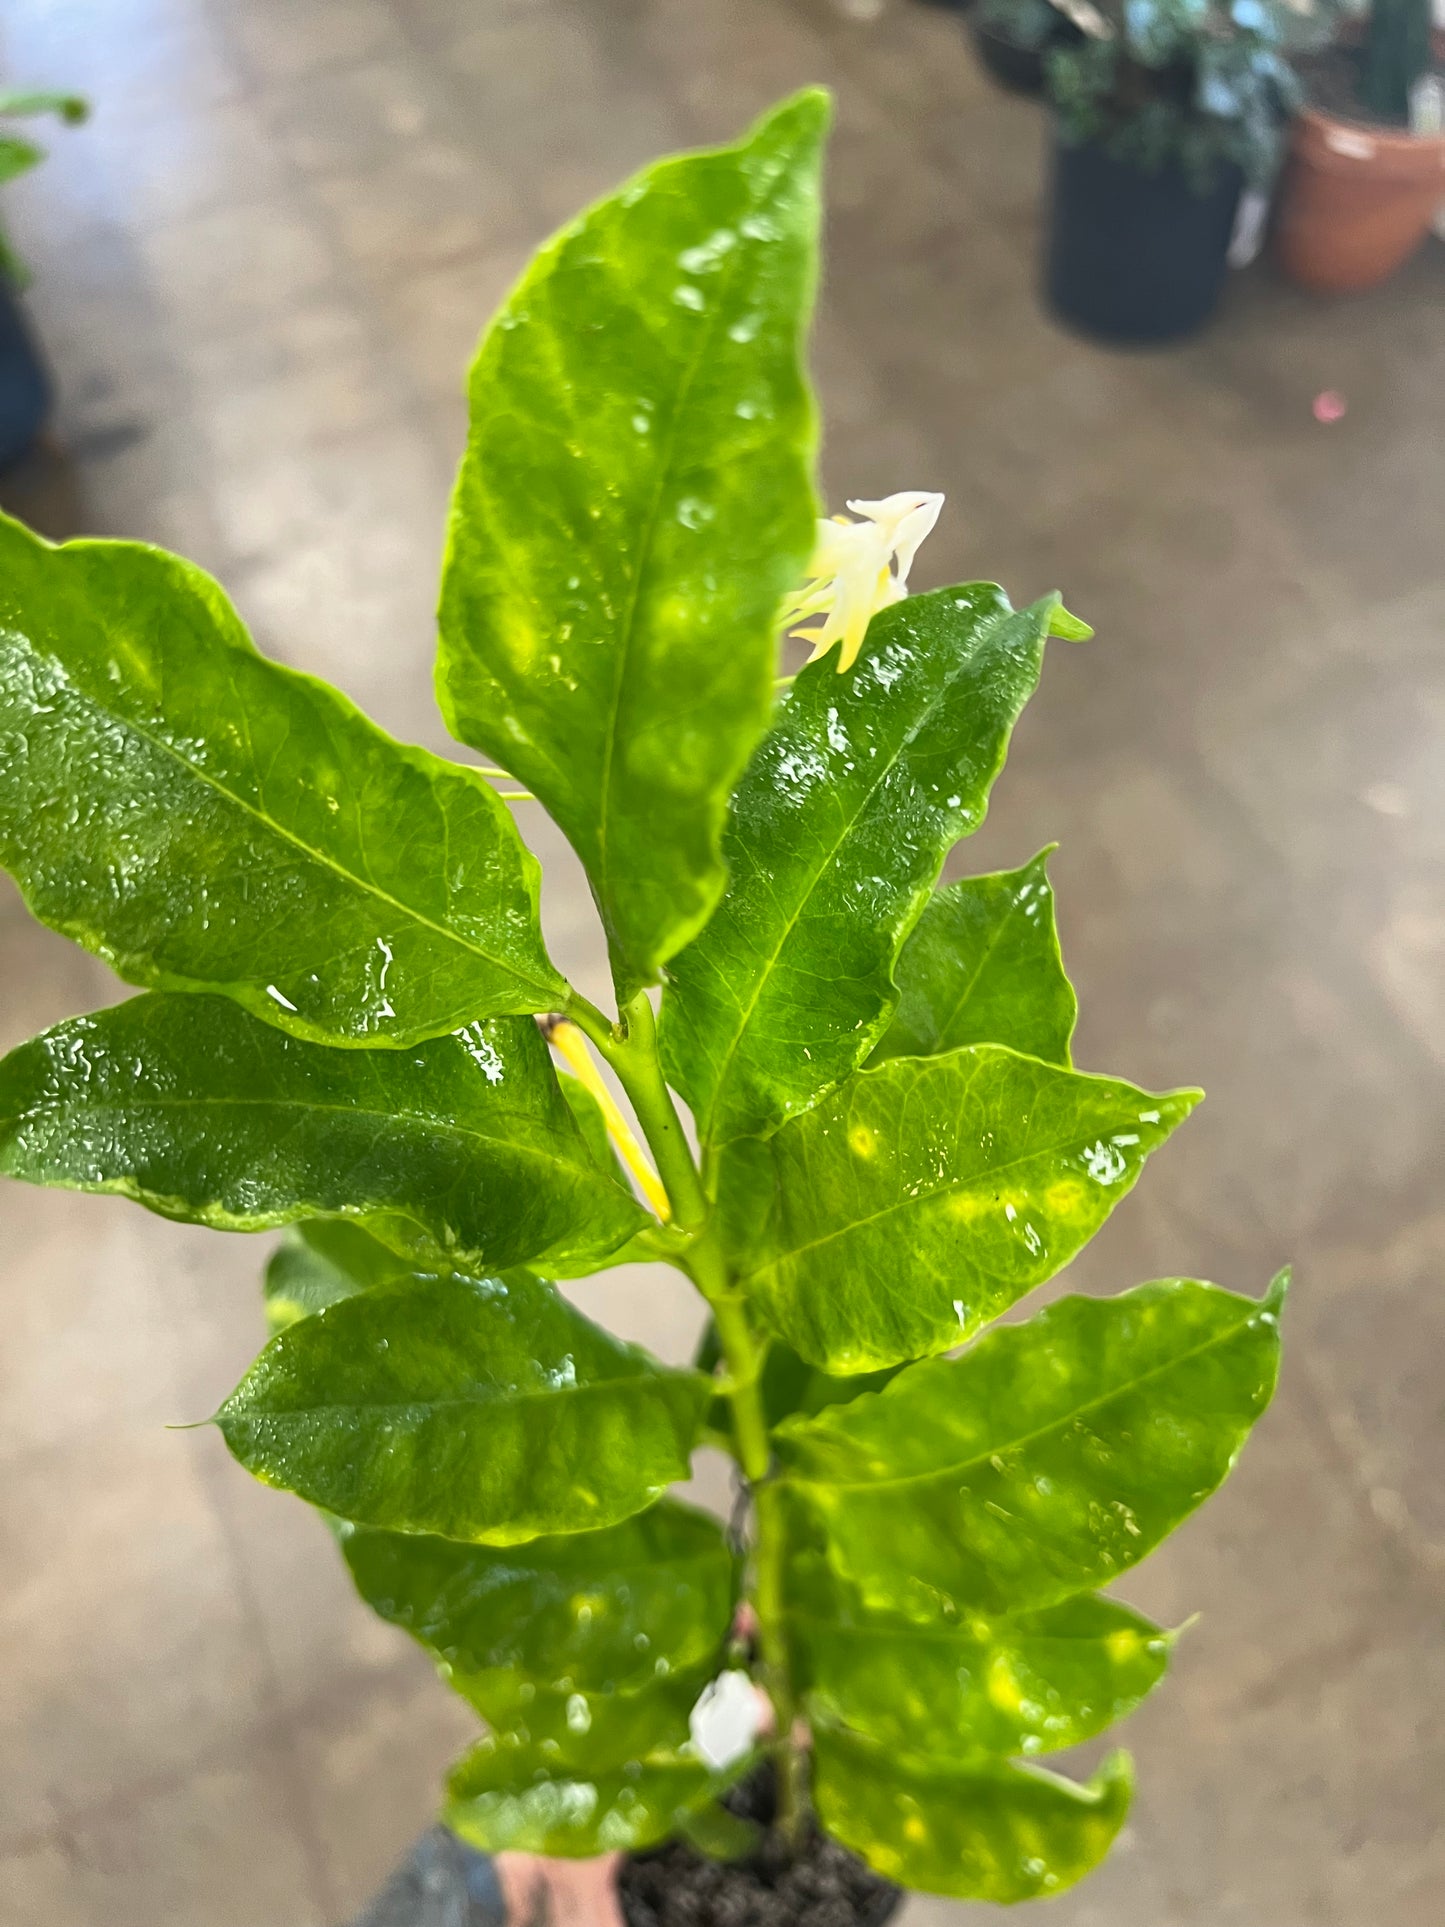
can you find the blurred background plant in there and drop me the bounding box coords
[977,0,1075,51]
[1032,0,1346,188]
[0,89,88,285]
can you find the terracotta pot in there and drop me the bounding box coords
[1275,105,1445,292]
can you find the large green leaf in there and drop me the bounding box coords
[446,1737,724,1857]
[777,1276,1286,1616]
[437,93,826,1000]
[341,1494,736,1781]
[0,994,646,1275]
[263,1220,415,1332]
[218,1270,710,1543]
[812,1723,1132,1902]
[870,849,1076,1066]
[787,1551,1171,1757]
[719,1046,1198,1372]
[339,1500,738,1710]
[466,1670,712,1773]
[0,514,564,1047]
[660,586,1070,1152]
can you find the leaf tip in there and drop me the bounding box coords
[1046,598,1094,642]
[1153,1083,1205,1130]
[1094,1747,1136,1811]
[755,85,833,147]
[1263,1266,1291,1317]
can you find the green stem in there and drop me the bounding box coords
[753,1480,807,1838]
[567,986,807,1839]
[569,990,707,1228]
[688,1257,808,1841]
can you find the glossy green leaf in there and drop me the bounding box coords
[787,1551,1171,1757]
[0,514,565,1046]
[445,1738,722,1857]
[720,1045,1198,1372]
[870,849,1076,1066]
[777,1276,1286,1616]
[217,1270,710,1543]
[486,1671,710,1773]
[813,1723,1132,1901]
[263,1220,415,1332]
[660,586,1062,1151]
[437,93,825,1000]
[339,1500,738,1706]
[339,1499,734,1773]
[0,993,646,1275]
[345,1497,721,1770]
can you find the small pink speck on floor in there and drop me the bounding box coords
[1312,390,1347,423]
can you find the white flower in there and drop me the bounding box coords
[779,489,944,673]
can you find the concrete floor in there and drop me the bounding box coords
[0,0,1442,1922]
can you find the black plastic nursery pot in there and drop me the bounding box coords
[1043,131,1244,345]
[0,279,51,468]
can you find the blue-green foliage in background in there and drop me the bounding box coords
[985,0,1346,188]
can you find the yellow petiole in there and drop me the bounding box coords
[546,1018,672,1221]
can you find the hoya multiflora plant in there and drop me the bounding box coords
[0,92,1283,1902]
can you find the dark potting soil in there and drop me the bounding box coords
[618,1773,901,1927]
[1299,43,1445,131]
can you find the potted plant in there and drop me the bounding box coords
[0,87,87,467]
[1042,0,1340,341]
[971,0,1084,98]
[1275,0,1445,289]
[0,93,1285,1924]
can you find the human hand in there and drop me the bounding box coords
[494,1849,625,1927]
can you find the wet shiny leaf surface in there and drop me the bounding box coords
[813,1723,1132,1901]
[787,1551,1171,1757]
[446,1738,722,1857]
[0,514,563,1046]
[218,1271,710,1542]
[720,1045,1198,1371]
[0,993,647,1275]
[870,850,1076,1066]
[777,1277,1285,1615]
[660,587,1061,1151]
[470,1669,711,1773]
[339,1500,738,1706]
[438,94,825,1000]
